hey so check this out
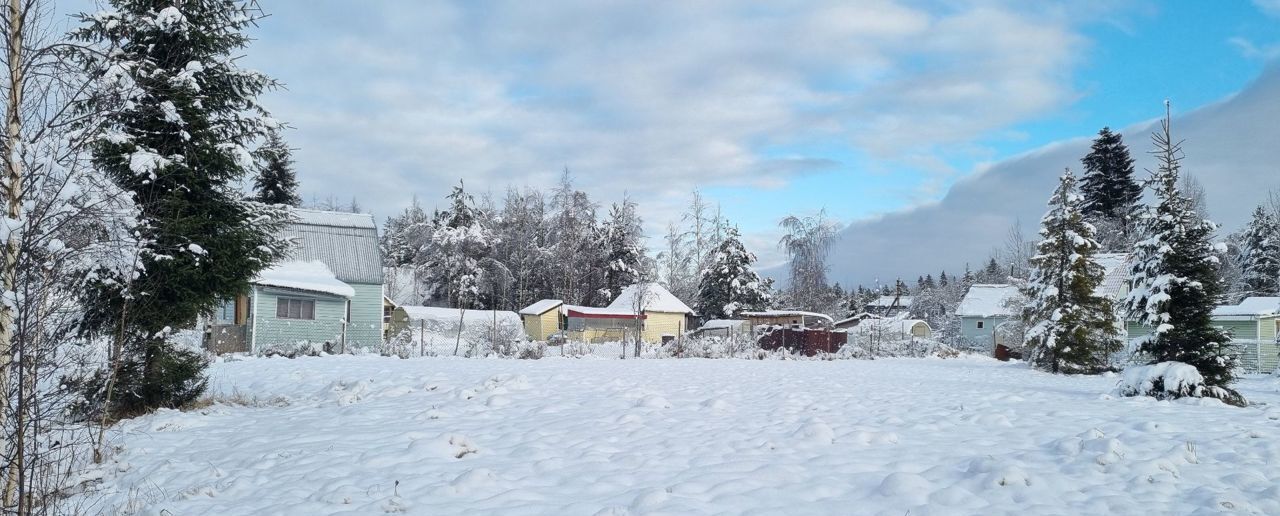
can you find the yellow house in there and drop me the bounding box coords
[607,283,696,343]
[519,299,564,341]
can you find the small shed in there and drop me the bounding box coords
[956,284,1023,348]
[742,310,834,329]
[833,313,881,329]
[519,299,564,341]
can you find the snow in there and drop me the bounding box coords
[253,260,355,297]
[865,295,913,308]
[956,284,1024,317]
[740,310,835,324]
[1211,296,1280,317]
[607,283,694,314]
[518,299,563,316]
[74,356,1280,514]
[400,306,521,327]
[698,319,748,330]
[291,208,377,229]
[563,304,641,317]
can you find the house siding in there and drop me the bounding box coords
[522,310,560,341]
[249,288,349,353]
[346,282,384,349]
[1215,319,1258,341]
[642,312,687,343]
[959,316,1010,346]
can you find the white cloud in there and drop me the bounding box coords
[1253,0,1280,17]
[245,0,1110,237]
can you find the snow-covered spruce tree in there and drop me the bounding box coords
[601,198,645,302]
[71,1,289,418]
[696,227,773,318]
[1240,205,1280,297]
[1124,106,1243,406]
[1079,127,1142,250]
[1021,169,1119,374]
[252,129,300,206]
[421,182,494,309]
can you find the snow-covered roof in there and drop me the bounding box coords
[741,310,835,324]
[956,284,1023,318]
[866,295,912,308]
[1094,253,1132,300]
[700,319,749,330]
[253,260,355,297]
[563,304,643,317]
[519,299,564,316]
[281,208,383,285]
[607,283,695,314]
[1212,297,1280,317]
[292,208,378,229]
[399,306,521,326]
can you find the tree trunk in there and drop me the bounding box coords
[0,0,25,503]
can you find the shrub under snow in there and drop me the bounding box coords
[1117,362,1245,407]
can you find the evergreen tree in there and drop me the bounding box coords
[252,130,301,206]
[1079,127,1142,246]
[380,197,431,268]
[1022,169,1118,373]
[696,227,772,318]
[1125,107,1242,405]
[601,198,645,302]
[982,257,1002,283]
[422,182,495,309]
[1240,205,1280,297]
[923,274,936,290]
[72,1,288,417]
[939,271,949,287]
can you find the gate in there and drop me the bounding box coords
[206,324,249,354]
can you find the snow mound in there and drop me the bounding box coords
[1116,362,1245,406]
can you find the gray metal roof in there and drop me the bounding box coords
[280,209,384,285]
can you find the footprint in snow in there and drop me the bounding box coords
[634,395,671,409]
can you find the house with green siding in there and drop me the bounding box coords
[1125,297,1280,373]
[205,209,385,354]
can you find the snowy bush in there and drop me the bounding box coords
[465,319,529,358]
[1116,362,1246,407]
[663,334,759,359]
[261,341,325,359]
[840,336,954,359]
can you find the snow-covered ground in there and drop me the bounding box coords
[74,355,1280,515]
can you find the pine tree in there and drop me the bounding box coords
[1240,205,1280,297]
[697,227,772,318]
[1079,127,1142,247]
[1125,106,1242,405]
[252,130,301,206]
[601,198,645,302]
[1022,169,1118,373]
[422,182,495,309]
[72,1,289,417]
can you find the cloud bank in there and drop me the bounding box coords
[823,64,1280,286]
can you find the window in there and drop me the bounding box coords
[276,298,315,320]
[976,321,984,329]
[215,299,236,324]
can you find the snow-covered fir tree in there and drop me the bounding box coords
[380,196,432,268]
[1022,169,1118,373]
[252,130,301,206]
[72,0,289,416]
[1240,205,1280,297]
[601,198,646,302]
[1124,107,1242,405]
[696,227,772,318]
[422,182,495,309]
[1079,127,1142,250]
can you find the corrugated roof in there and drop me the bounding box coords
[1094,253,1131,301]
[281,209,383,285]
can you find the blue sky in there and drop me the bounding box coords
[64,1,1280,266]
[708,1,1280,244]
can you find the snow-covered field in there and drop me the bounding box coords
[75,355,1280,515]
